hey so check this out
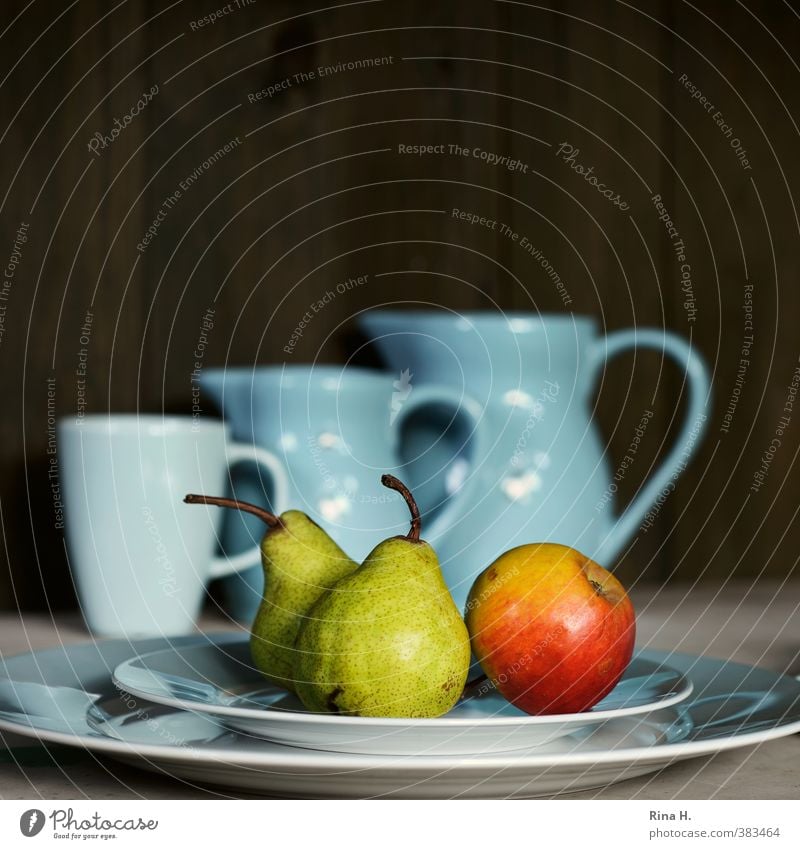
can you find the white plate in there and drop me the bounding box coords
[112,638,693,755]
[1,635,799,798]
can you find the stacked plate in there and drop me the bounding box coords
[1,633,799,798]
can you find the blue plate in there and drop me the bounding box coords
[111,637,693,755]
[0,638,798,797]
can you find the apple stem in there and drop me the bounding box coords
[381,474,421,541]
[183,494,282,529]
[589,579,605,597]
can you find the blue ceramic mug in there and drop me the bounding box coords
[358,311,711,611]
[199,365,485,621]
[57,415,288,636]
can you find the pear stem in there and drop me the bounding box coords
[183,494,282,528]
[380,474,421,542]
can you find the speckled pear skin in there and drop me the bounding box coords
[250,510,358,693]
[293,535,471,717]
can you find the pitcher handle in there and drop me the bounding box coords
[207,443,290,579]
[390,385,486,540]
[586,328,711,563]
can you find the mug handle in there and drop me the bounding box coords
[390,385,486,539]
[586,328,711,563]
[207,443,290,579]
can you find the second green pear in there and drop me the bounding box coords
[293,475,471,717]
[184,494,357,692]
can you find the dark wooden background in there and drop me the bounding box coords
[1,0,798,611]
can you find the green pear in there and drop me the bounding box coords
[183,494,357,692]
[293,475,471,717]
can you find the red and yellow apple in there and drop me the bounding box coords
[465,543,635,715]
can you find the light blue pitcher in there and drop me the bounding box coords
[358,311,711,611]
[199,364,483,620]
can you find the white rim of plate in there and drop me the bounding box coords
[1,645,799,772]
[2,708,800,770]
[111,648,694,728]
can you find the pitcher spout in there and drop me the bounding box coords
[198,367,254,419]
[359,309,596,408]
